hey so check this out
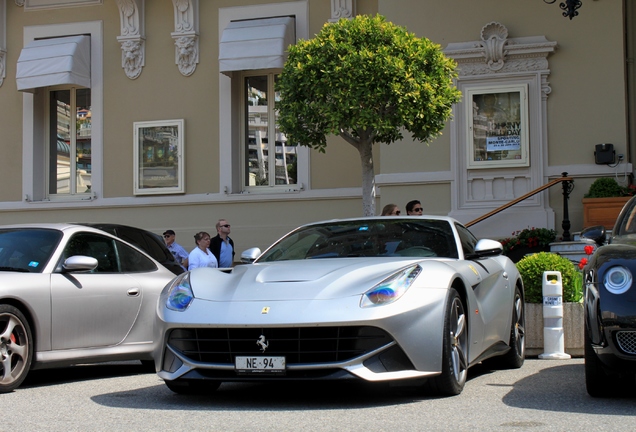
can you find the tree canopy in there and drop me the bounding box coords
[276,14,461,215]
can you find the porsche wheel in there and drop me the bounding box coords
[0,304,33,393]
[426,289,468,395]
[165,379,221,395]
[490,286,525,369]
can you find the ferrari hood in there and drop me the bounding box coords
[188,258,445,302]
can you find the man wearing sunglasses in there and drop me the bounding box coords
[163,229,189,270]
[210,219,235,268]
[406,200,424,215]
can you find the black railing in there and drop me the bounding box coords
[466,172,574,241]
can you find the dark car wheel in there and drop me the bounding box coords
[425,288,468,396]
[165,379,221,395]
[488,286,525,369]
[0,304,33,393]
[584,325,619,397]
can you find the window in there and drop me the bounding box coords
[244,73,297,188]
[49,88,92,196]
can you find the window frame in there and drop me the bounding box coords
[22,21,102,203]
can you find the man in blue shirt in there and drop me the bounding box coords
[163,229,189,271]
[210,219,235,268]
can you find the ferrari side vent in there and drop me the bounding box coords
[167,326,393,365]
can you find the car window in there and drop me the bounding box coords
[257,219,459,262]
[62,233,120,273]
[116,227,172,263]
[455,223,477,257]
[0,228,62,273]
[117,241,157,273]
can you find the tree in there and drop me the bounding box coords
[276,14,461,216]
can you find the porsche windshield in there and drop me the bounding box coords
[257,219,459,262]
[0,228,63,273]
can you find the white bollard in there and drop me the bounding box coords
[539,271,571,359]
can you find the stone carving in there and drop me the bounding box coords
[329,0,355,22]
[172,0,198,76]
[480,22,508,71]
[116,0,145,79]
[0,50,5,88]
[15,0,24,6]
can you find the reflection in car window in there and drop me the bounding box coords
[455,224,477,257]
[117,241,157,273]
[257,219,459,262]
[63,233,120,273]
[0,228,62,273]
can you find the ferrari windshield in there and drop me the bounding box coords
[257,219,459,262]
[0,228,63,273]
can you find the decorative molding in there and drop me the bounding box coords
[116,0,144,79]
[15,0,24,6]
[444,22,557,78]
[329,0,355,22]
[171,0,198,76]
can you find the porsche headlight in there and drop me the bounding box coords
[166,272,194,311]
[361,265,422,307]
[604,266,632,295]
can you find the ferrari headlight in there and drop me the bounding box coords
[361,265,422,307]
[166,272,194,311]
[604,266,632,295]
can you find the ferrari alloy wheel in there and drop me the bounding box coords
[165,379,221,395]
[427,289,468,395]
[0,305,33,393]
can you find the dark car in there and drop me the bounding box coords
[79,223,184,276]
[581,196,636,397]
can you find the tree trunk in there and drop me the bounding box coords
[357,141,375,216]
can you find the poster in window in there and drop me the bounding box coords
[133,119,184,195]
[466,84,529,169]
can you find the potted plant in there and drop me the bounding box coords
[500,227,557,263]
[582,177,635,228]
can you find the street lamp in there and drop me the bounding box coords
[544,0,583,20]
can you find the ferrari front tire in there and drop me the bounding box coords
[426,288,468,396]
[165,379,221,395]
[490,286,525,369]
[0,304,33,393]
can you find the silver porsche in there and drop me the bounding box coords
[155,217,525,396]
[0,223,177,393]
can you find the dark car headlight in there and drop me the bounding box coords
[604,266,632,295]
[361,265,422,307]
[166,272,194,311]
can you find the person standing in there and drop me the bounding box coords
[380,204,401,216]
[210,219,235,267]
[405,200,424,215]
[163,229,189,270]
[188,231,218,270]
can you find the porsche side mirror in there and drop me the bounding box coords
[240,247,261,264]
[63,255,98,272]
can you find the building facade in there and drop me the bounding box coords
[0,0,633,252]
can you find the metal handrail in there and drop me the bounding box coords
[465,172,574,241]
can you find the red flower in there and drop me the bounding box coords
[584,245,594,255]
[579,257,588,269]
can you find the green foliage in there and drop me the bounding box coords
[516,252,583,303]
[275,14,462,151]
[584,177,635,198]
[500,227,556,255]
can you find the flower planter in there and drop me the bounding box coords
[582,196,631,229]
[525,302,584,357]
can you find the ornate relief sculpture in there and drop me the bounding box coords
[480,22,508,71]
[172,0,198,76]
[0,49,5,88]
[15,0,24,6]
[116,0,145,79]
[329,0,355,22]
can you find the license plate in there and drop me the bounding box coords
[235,356,286,374]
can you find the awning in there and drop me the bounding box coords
[219,17,295,75]
[17,35,91,93]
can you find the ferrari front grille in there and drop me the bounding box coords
[167,326,393,365]
[616,331,636,355]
